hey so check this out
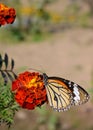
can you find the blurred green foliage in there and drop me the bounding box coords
[0,0,93,43]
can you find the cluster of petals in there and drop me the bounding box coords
[0,3,16,26]
[12,71,47,110]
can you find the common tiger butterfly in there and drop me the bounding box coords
[42,73,89,112]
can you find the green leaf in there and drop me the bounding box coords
[4,53,8,69]
[6,72,14,81]
[0,71,8,85]
[0,54,3,69]
[0,83,20,127]
[12,72,17,79]
[11,59,14,70]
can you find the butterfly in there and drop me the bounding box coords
[42,73,90,112]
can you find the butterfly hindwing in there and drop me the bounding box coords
[43,74,89,112]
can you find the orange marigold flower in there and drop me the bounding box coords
[0,15,6,25]
[12,71,47,110]
[0,3,16,26]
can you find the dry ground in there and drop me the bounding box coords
[0,28,93,130]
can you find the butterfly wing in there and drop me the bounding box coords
[60,77,89,105]
[44,76,89,112]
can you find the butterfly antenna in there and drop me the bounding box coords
[29,68,44,74]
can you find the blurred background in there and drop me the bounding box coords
[0,0,93,130]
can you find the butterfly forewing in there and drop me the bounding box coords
[45,78,74,111]
[61,78,89,105]
[43,74,89,112]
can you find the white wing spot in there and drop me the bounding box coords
[68,81,72,87]
[73,84,80,102]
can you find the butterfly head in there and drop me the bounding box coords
[42,73,48,86]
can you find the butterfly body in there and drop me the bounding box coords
[42,73,89,112]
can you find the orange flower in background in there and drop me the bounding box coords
[12,71,47,110]
[0,3,16,26]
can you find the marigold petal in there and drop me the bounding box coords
[23,102,35,110]
[12,71,47,110]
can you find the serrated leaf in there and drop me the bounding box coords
[11,59,14,70]
[0,54,3,69]
[6,72,14,81]
[0,71,8,85]
[4,54,8,69]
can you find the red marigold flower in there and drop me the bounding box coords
[0,15,6,25]
[5,8,16,24]
[12,71,47,110]
[0,3,16,26]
